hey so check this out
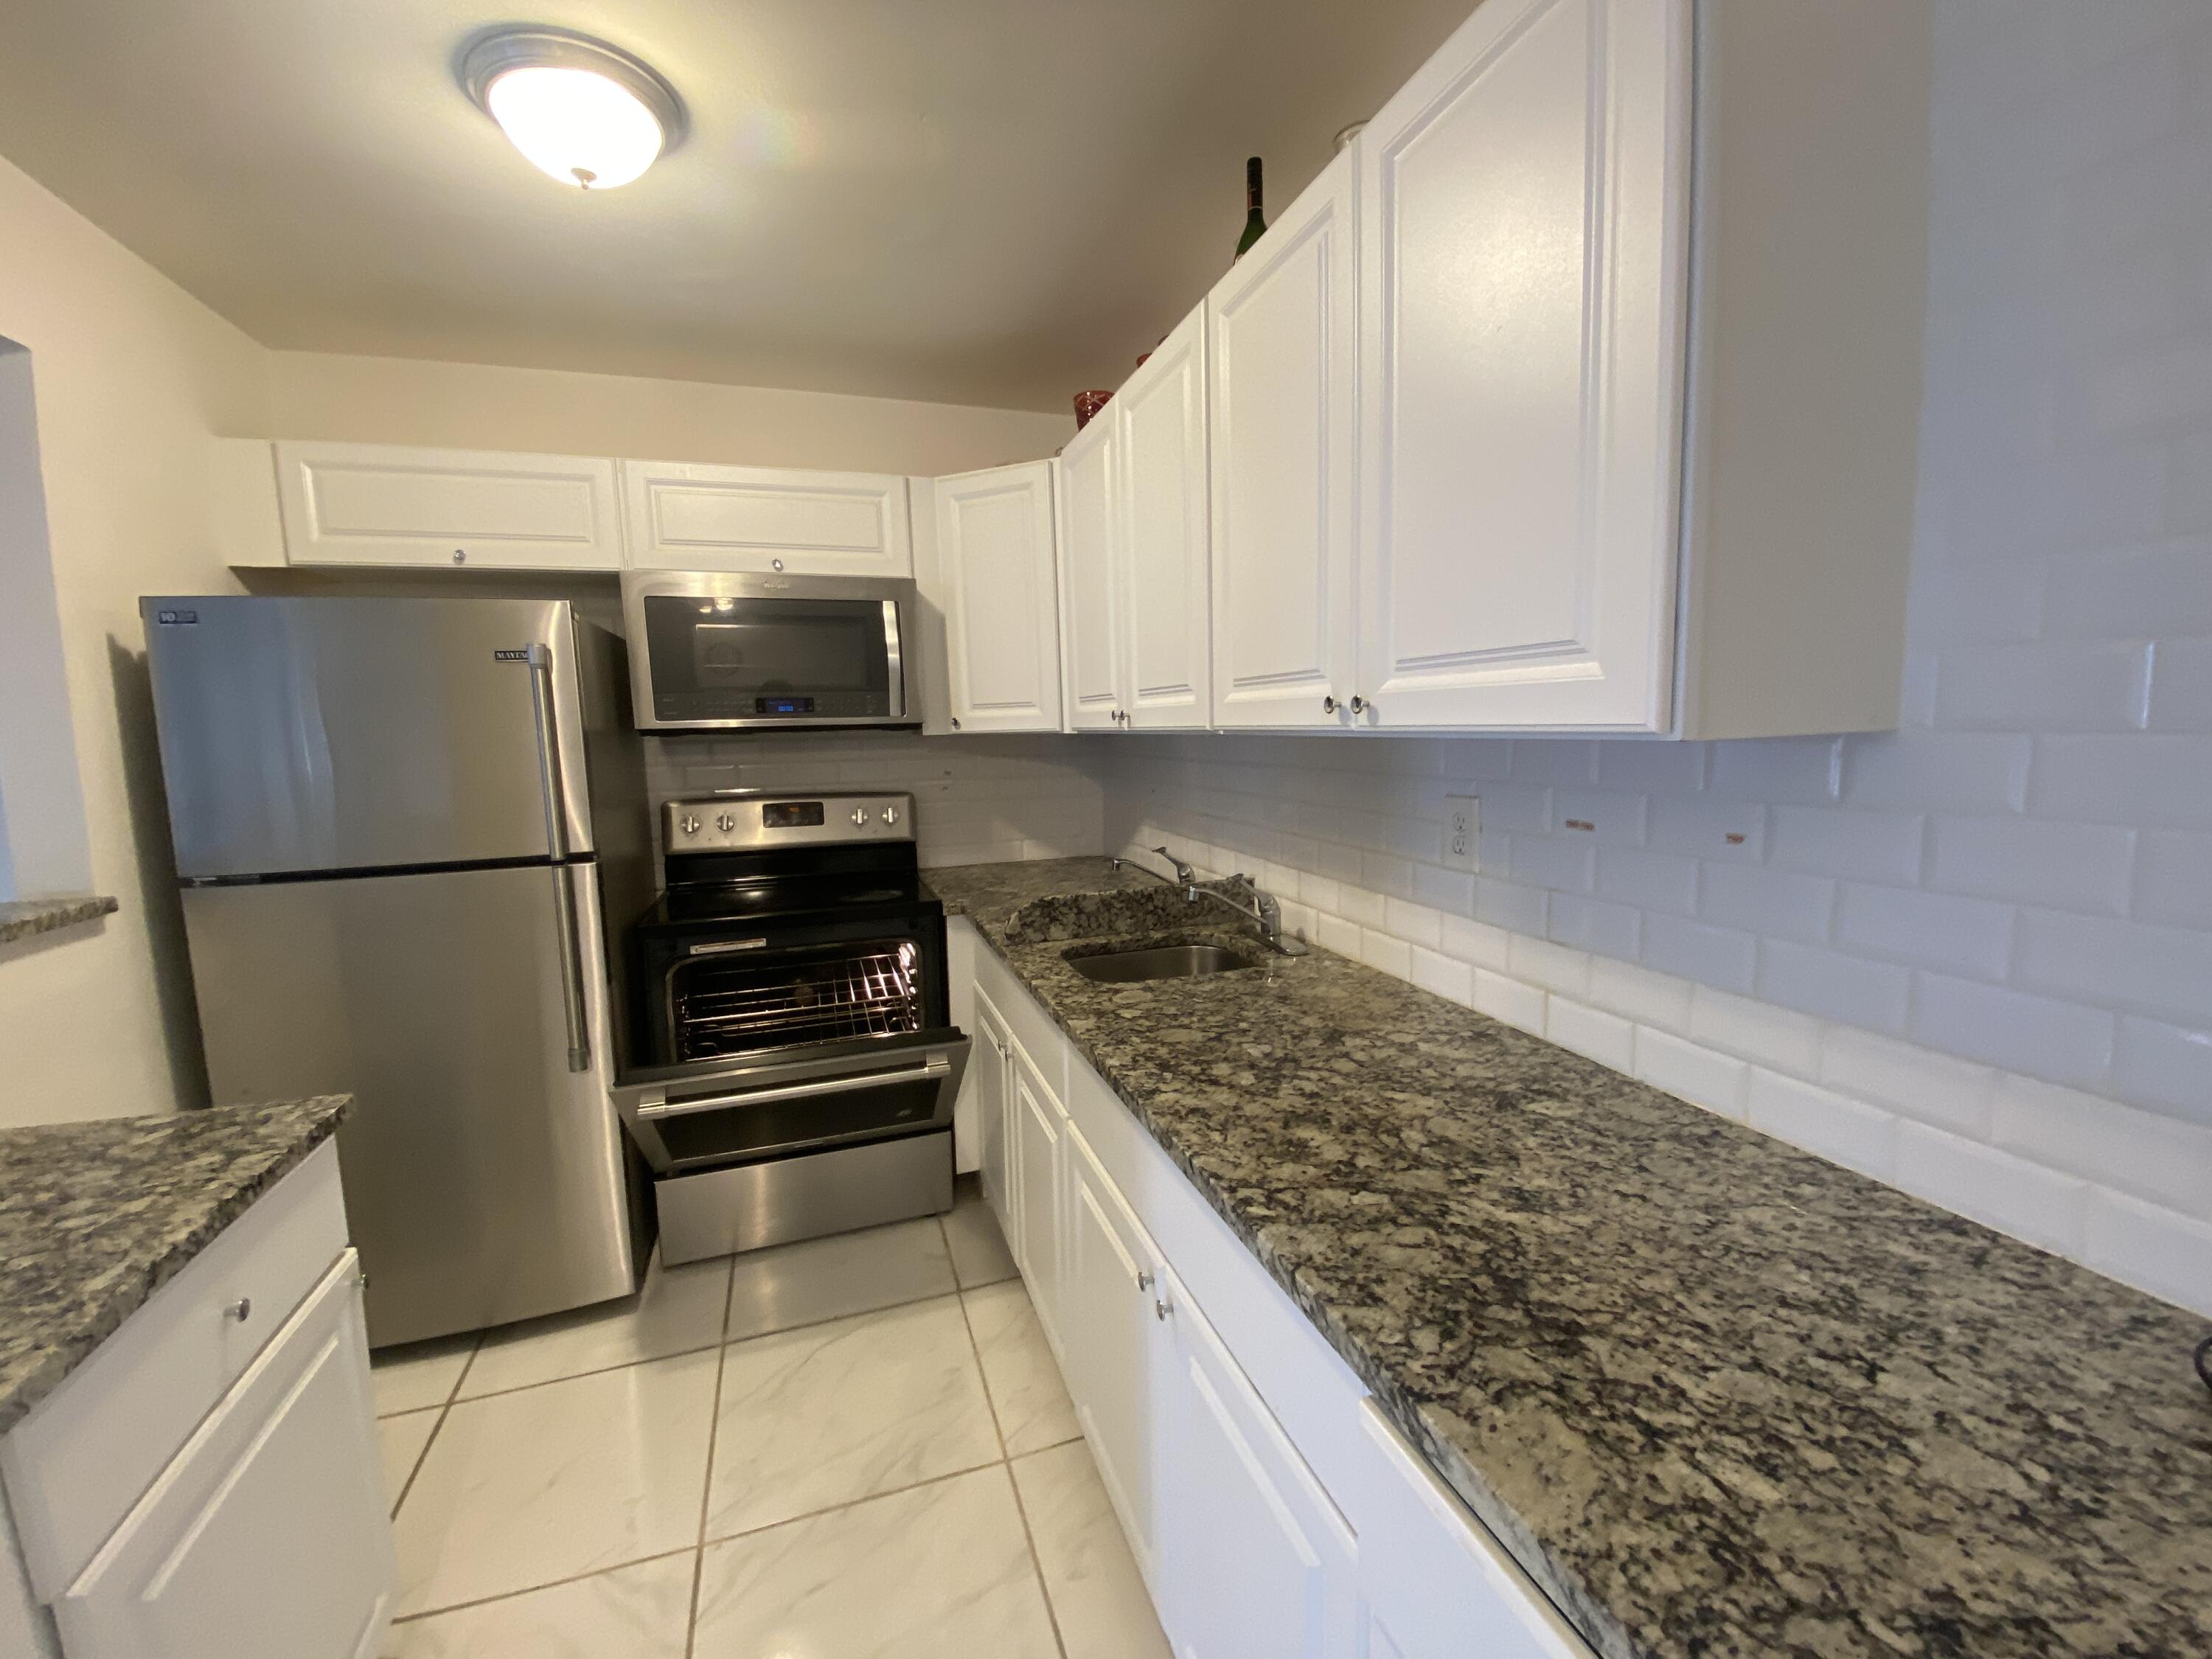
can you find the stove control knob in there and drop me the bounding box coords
[850,807,869,828]
[881,804,900,827]
[717,812,737,833]
[679,813,701,835]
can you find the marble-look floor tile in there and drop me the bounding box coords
[692,1466,1059,1659]
[1012,1441,1172,1659]
[392,1349,718,1617]
[381,1553,696,1658]
[705,1295,999,1539]
[964,1279,1080,1456]
[723,1216,956,1342]
[461,1253,732,1399]
[942,1183,1019,1288]
[378,1409,441,1516]
[372,1333,480,1416]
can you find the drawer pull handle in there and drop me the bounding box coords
[226,1297,252,1322]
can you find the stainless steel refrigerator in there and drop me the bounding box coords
[142,596,657,1349]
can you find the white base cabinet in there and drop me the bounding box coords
[958,921,1596,1659]
[0,1142,393,1659]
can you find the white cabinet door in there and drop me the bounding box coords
[938,462,1064,732]
[1356,0,1690,730]
[620,460,912,576]
[1010,1041,1067,1338]
[1154,1264,1357,1658]
[1346,1402,1594,1659]
[273,442,622,570]
[973,986,1017,1243]
[1115,306,1211,730]
[1056,421,1123,731]
[1208,149,1360,731]
[55,1251,394,1659]
[1060,1123,1169,1582]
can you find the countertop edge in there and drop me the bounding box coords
[0,1097,352,1437]
[945,898,1632,1659]
[0,896,120,949]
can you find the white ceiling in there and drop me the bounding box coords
[0,0,1472,410]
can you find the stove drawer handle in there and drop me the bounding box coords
[639,1055,953,1121]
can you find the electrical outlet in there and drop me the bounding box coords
[1444,795,1481,872]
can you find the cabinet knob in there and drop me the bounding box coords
[1349,695,1369,716]
[1154,1295,1172,1321]
[1135,1270,1154,1293]
[771,557,785,572]
[226,1297,252,1322]
[1321,695,1337,714]
[451,549,467,565]
[950,717,962,731]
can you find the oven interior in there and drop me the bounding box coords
[667,937,923,1065]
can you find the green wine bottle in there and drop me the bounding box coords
[1234,156,1265,260]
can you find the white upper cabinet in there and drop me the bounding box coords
[1114,307,1211,729]
[936,461,1063,732]
[619,460,912,576]
[1355,0,1690,731]
[1206,147,1360,731]
[274,442,623,571]
[1056,417,1123,731]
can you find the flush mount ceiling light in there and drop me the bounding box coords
[460,27,684,190]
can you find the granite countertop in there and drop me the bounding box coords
[0,1097,349,1435]
[0,897,118,947]
[925,857,2212,1659]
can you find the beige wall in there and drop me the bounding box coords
[0,154,268,1125]
[265,352,1073,476]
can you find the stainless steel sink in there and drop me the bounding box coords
[1067,943,1262,984]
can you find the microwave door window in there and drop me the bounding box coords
[643,597,894,722]
[693,619,870,695]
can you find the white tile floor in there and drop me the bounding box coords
[373,1179,1169,1658]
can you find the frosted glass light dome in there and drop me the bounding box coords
[485,66,663,188]
[462,29,685,192]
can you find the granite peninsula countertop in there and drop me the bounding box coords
[0,1097,349,1435]
[925,857,2212,1659]
[0,896,118,947]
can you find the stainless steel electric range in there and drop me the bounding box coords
[612,791,967,1264]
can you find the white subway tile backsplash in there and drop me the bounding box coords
[1471,970,1547,1033]
[1935,641,2152,732]
[1440,914,1512,971]
[1697,863,1837,944]
[1893,1123,2088,1256]
[1550,789,1651,844]
[1475,877,1548,936]
[1544,998,1636,1071]
[2111,1015,2212,1128]
[1927,815,2135,916]
[1587,959,1695,1033]
[1632,1029,1750,1121]
[1411,863,1477,917]
[1545,894,1643,961]
[1840,733,2031,815]
[2081,1190,2212,1318]
[1411,946,1475,1006]
[1507,835,1598,894]
[1384,897,1444,951]
[1834,883,2017,980]
[1596,848,1700,915]
[1507,936,1591,997]
[1647,798,1767,863]
[1990,1075,2212,1221]
[2015,908,2212,1025]
[1754,941,1914,1035]
[1769,807,1927,884]
[1338,885,1386,930]
[1746,1071,1899,1180]
[1705,738,1841,804]
[1910,973,2116,1088]
[1640,914,1759,995]
[2028,734,2212,827]
[1317,911,1363,959]
[1818,1027,1997,1137]
[1362,931,1414,981]
[2133,829,2212,930]
[1690,988,1823,1077]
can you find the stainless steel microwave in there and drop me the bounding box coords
[621,571,917,732]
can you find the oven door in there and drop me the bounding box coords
[622,570,915,731]
[615,1030,970,1175]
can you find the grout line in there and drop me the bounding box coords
[685,1257,741,1659]
[1004,1439,1072,1659]
[697,1457,1012,1552]
[382,1332,480,1519]
[386,1545,699,1626]
[955,1281,1014,1464]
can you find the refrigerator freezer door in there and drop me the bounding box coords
[143,597,594,880]
[184,863,640,1347]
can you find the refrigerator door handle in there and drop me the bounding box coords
[526,643,590,1072]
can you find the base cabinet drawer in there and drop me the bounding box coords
[55,1250,393,1659]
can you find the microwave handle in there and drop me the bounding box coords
[526,643,590,1072]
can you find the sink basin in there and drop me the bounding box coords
[1067,943,1262,984]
